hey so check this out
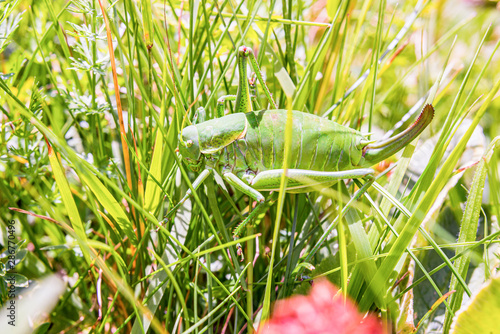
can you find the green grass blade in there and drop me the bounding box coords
[443,137,500,332]
[262,96,294,321]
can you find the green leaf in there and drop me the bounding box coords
[451,275,500,334]
[33,323,51,334]
[4,273,29,287]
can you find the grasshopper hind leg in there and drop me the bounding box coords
[250,168,375,192]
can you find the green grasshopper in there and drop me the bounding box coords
[168,46,434,237]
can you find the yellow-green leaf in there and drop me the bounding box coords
[79,167,138,245]
[144,130,164,214]
[142,0,154,48]
[451,275,500,334]
[47,141,91,263]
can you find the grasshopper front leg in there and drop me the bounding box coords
[249,73,261,110]
[222,172,270,239]
[216,77,262,117]
[216,95,237,118]
[164,169,269,236]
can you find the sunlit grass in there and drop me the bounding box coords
[1,0,500,333]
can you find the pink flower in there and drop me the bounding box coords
[258,280,385,334]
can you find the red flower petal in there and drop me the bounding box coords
[258,280,386,334]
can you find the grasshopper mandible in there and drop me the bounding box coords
[168,46,434,237]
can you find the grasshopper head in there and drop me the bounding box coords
[238,45,252,57]
[179,125,205,172]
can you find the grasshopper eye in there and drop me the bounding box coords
[186,140,193,147]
